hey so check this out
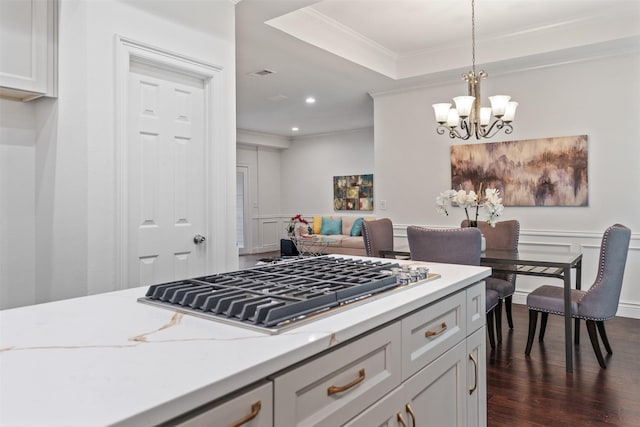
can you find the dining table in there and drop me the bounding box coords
[480,250,583,373]
[383,248,583,373]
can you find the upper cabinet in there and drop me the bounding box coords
[0,0,57,101]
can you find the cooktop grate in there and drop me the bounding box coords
[138,257,405,333]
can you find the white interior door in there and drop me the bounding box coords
[127,61,207,287]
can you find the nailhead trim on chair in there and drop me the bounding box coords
[529,224,629,322]
[576,224,616,305]
[528,306,612,322]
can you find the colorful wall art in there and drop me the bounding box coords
[333,174,374,211]
[450,135,588,206]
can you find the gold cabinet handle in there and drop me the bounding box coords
[425,322,448,337]
[225,401,261,427]
[327,368,366,396]
[405,403,416,426]
[397,412,408,427]
[468,353,478,395]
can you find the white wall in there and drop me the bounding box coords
[0,0,237,309]
[281,127,375,215]
[373,51,640,318]
[0,100,36,308]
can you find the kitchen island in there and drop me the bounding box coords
[0,256,490,426]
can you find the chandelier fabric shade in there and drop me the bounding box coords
[433,0,518,140]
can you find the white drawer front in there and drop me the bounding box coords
[174,381,273,427]
[401,290,466,380]
[273,322,402,427]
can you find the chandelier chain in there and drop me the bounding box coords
[432,0,517,140]
[471,0,476,74]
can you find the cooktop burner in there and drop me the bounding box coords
[138,256,425,334]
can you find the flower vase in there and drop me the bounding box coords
[467,220,486,251]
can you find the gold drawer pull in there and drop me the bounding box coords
[406,403,416,426]
[327,368,366,396]
[425,322,448,337]
[397,412,408,427]
[469,353,478,395]
[225,401,261,427]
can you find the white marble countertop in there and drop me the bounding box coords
[0,256,490,426]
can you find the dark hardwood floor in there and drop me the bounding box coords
[487,304,640,426]
[239,254,640,426]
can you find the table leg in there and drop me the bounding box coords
[564,267,573,373]
[574,260,582,345]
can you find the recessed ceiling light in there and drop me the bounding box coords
[291,127,299,132]
[305,97,316,104]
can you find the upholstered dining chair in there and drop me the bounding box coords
[362,218,394,258]
[407,226,499,348]
[462,219,520,343]
[408,226,482,265]
[525,224,631,368]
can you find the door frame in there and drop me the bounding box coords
[236,164,252,255]
[114,36,223,289]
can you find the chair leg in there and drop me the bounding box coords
[505,295,514,329]
[495,299,503,344]
[539,312,548,342]
[596,321,613,354]
[575,318,580,345]
[586,320,607,369]
[525,310,538,355]
[486,311,496,349]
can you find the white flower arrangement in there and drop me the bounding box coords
[436,185,504,227]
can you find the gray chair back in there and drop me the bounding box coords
[407,226,482,266]
[462,219,520,281]
[362,218,394,257]
[578,224,631,320]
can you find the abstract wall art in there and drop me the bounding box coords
[450,135,588,206]
[333,174,374,211]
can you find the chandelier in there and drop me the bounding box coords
[433,0,518,140]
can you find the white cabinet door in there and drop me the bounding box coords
[467,327,487,427]
[173,382,273,427]
[402,340,467,427]
[466,281,485,335]
[342,385,405,427]
[345,341,468,427]
[0,0,56,100]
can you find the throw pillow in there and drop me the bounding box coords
[350,217,364,236]
[312,216,323,234]
[320,217,342,235]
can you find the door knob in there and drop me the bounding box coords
[193,234,206,244]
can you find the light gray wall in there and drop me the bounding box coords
[281,127,375,215]
[0,0,237,309]
[374,53,640,231]
[373,51,640,317]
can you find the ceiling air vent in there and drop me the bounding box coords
[249,68,276,77]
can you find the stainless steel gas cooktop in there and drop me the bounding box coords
[138,256,434,334]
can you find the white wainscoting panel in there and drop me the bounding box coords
[259,217,283,253]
